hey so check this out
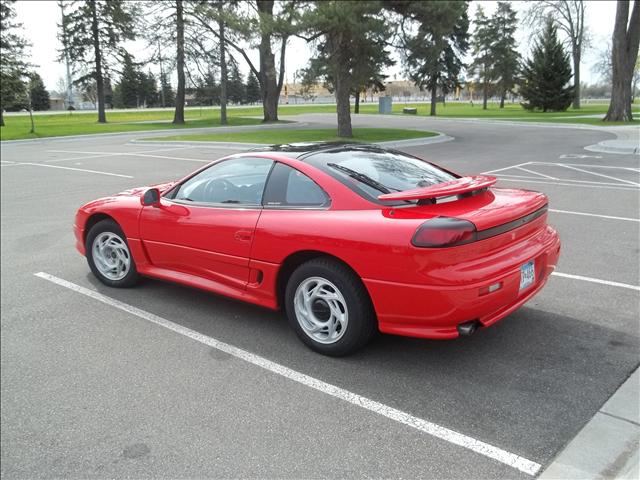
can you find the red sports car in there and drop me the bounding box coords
[74,143,560,355]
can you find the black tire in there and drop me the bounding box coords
[285,257,377,356]
[85,219,140,288]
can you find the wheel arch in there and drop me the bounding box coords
[275,250,369,309]
[83,213,117,242]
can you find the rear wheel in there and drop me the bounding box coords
[85,219,140,288]
[285,258,376,356]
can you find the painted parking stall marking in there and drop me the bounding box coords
[47,149,210,163]
[548,209,639,223]
[34,271,543,476]
[16,162,133,178]
[551,272,640,292]
[483,161,640,190]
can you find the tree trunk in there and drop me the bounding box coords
[605,0,640,122]
[28,102,35,133]
[90,1,106,123]
[430,85,437,116]
[173,0,185,125]
[499,90,506,109]
[158,40,166,108]
[258,1,279,122]
[482,65,488,110]
[572,50,581,109]
[354,90,360,114]
[218,6,227,125]
[0,111,4,127]
[334,61,353,137]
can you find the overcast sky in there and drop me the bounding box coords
[14,0,618,93]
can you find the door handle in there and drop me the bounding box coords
[234,230,253,242]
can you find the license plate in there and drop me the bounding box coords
[520,261,535,290]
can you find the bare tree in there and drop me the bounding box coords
[604,0,640,122]
[173,0,185,124]
[527,0,588,109]
[592,40,612,85]
[194,0,301,122]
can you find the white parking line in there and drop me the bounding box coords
[550,163,640,172]
[495,178,639,191]
[549,209,640,223]
[45,153,119,164]
[557,164,640,187]
[483,163,530,174]
[48,149,209,163]
[552,272,640,292]
[34,271,542,476]
[19,163,133,178]
[496,175,637,187]
[515,166,558,180]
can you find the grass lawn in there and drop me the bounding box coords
[145,127,437,144]
[2,101,637,141]
[377,101,640,121]
[0,111,266,141]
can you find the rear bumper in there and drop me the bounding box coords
[364,226,561,339]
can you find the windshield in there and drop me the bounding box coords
[306,148,458,204]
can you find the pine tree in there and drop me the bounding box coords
[117,53,140,108]
[520,19,575,112]
[245,72,261,104]
[194,70,218,106]
[393,1,470,116]
[304,0,391,136]
[470,6,495,109]
[60,0,137,122]
[139,72,158,107]
[0,0,31,125]
[227,62,245,104]
[492,2,520,108]
[29,72,50,111]
[160,74,176,107]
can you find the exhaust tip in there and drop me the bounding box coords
[457,320,480,337]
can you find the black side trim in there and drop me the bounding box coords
[476,204,548,241]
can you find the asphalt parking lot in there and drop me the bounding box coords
[1,115,639,479]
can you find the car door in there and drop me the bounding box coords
[251,162,331,263]
[139,157,274,291]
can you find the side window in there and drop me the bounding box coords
[263,163,330,208]
[171,158,273,205]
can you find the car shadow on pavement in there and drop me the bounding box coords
[85,273,639,464]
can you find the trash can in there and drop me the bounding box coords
[378,96,392,114]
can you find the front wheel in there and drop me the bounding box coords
[285,258,377,356]
[85,219,140,288]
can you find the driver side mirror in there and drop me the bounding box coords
[141,188,160,207]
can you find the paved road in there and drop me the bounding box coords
[1,115,638,479]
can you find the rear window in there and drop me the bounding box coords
[305,148,458,204]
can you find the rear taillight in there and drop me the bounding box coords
[412,217,477,248]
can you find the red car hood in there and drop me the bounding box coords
[116,181,175,197]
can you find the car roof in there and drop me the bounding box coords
[248,141,394,160]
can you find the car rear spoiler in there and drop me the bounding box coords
[377,175,497,202]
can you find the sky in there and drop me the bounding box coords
[13,0,619,93]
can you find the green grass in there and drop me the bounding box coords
[0,111,266,141]
[1,101,636,141]
[145,127,437,144]
[377,101,640,120]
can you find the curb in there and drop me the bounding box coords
[584,140,640,155]
[128,139,265,149]
[539,368,639,479]
[129,132,451,149]
[376,133,454,148]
